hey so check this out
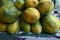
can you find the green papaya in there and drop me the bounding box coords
[15,0,24,10]
[31,21,42,34]
[20,19,31,33]
[0,3,21,23]
[0,21,7,32]
[41,14,60,34]
[7,20,20,34]
[0,0,14,7]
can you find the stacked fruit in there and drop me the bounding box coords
[0,0,60,34]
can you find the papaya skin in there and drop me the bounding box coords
[41,14,60,34]
[36,0,54,16]
[15,0,24,10]
[20,19,31,33]
[24,0,38,8]
[23,8,40,23]
[0,22,7,32]
[31,21,42,34]
[0,4,21,23]
[7,20,20,34]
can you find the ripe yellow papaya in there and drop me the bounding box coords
[23,8,40,23]
[36,0,54,16]
[24,0,38,8]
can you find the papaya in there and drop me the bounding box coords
[24,0,38,8]
[31,21,42,34]
[23,8,40,23]
[36,0,54,16]
[0,3,21,23]
[20,19,31,33]
[7,20,20,34]
[58,21,60,30]
[0,0,14,7]
[0,21,7,32]
[14,0,24,10]
[41,14,60,34]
